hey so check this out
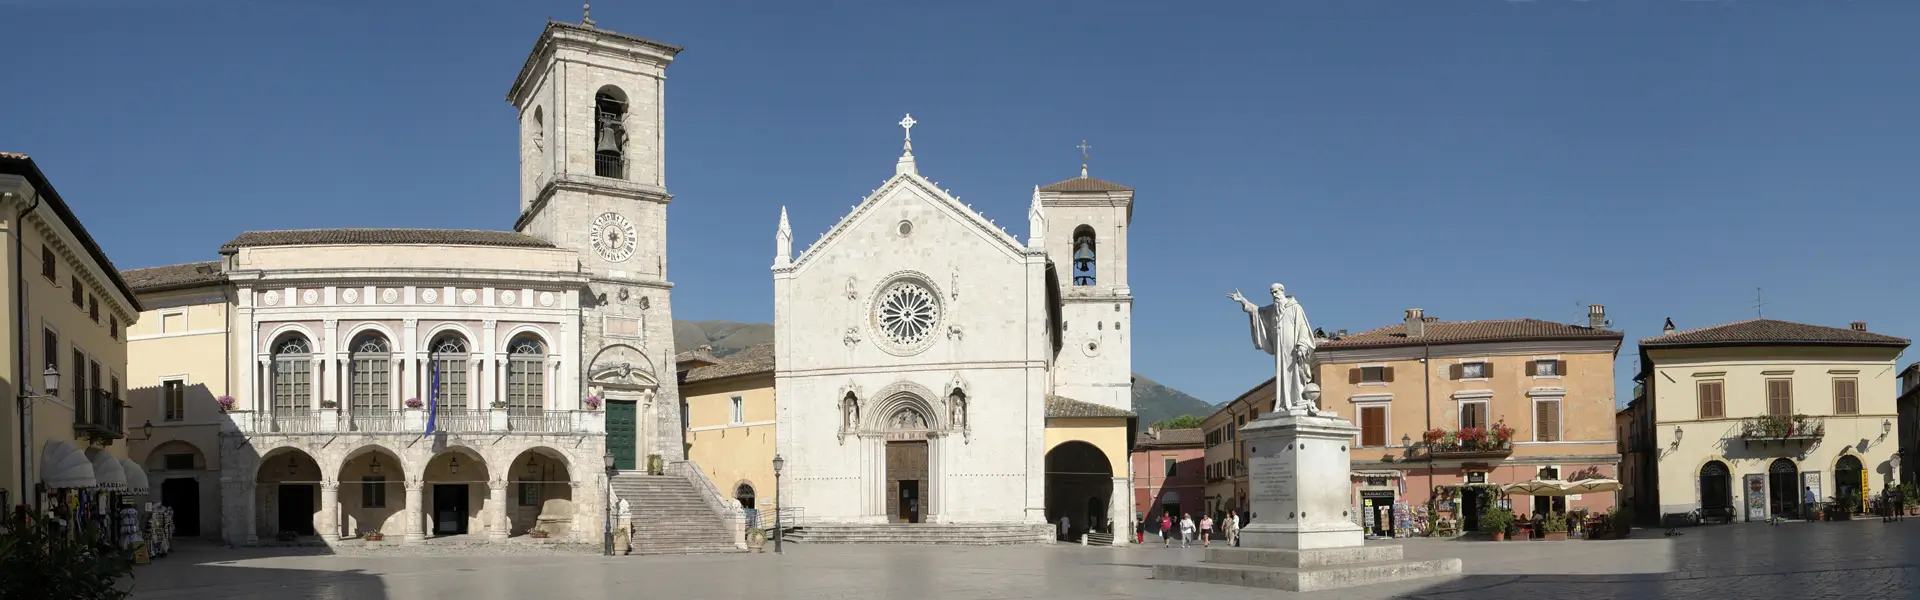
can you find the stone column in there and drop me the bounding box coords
[571,481,588,543]
[310,357,324,410]
[389,358,404,409]
[488,479,510,541]
[404,479,425,544]
[241,482,259,545]
[319,480,340,542]
[1109,476,1131,545]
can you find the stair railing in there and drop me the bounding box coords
[665,459,748,550]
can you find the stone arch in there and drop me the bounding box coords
[864,381,943,432]
[507,446,575,537]
[337,444,406,539]
[1045,440,1115,540]
[341,322,399,350]
[498,324,555,354]
[421,322,478,351]
[263,323,318,350]
[140,439,208,472]
[588,343,658,388]
[1834,452,1866,510]
[423,446,494,537]
[1767,457,1801,519]
[733,480,758,509]
[255,445,322,540]
[1698,460,1733,515]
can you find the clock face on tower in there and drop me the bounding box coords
[590,212,638,263]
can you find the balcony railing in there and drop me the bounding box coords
[229,407,605,436]
[594,154,628,179]
[1416,422,1517,459]
[72,388,125,439]
[434,409,489,433]
[1740,414,1824,446]
[345,409,403,433]
[508,410,573,433]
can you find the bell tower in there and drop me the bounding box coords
[1038,146,1135,412]
[506,15,687,466]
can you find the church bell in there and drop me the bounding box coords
[596,123,623,153]
[1072,235,1095,270]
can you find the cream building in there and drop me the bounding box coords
[110,17,741,550]
[772,128,1138,543]
[677,344,777,521]
[1632,319,1907,522]
[2,152,143,510]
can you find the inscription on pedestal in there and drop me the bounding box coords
[1250,445,1297,505]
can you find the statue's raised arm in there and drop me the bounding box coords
[1228,289,1259,314]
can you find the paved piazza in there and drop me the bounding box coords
[130,521,1917,599]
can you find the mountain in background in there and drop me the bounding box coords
[673,320,1216,424]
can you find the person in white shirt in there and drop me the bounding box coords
[1178,513,1196,548]
[1226,510,1241,547]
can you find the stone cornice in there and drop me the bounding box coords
[224,267,589,288]
[507,21,680,106]
[515,175,671,232]
[790,173,1028,274]
[1319,338,1622,364]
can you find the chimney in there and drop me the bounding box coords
[1588,304,1607,329]
[1405,308,1426,338]
[1662,318,1676,335]
[1851,321,1867,332]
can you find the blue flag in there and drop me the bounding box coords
[423,364,440,437]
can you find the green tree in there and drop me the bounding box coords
[0,508,132,599]
[1156,415,1205,430]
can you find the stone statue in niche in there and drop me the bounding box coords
[1230,283,1320,415]
[841,394,860,431]
[948,390,968,430]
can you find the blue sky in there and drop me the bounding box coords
[4,1,1916,408]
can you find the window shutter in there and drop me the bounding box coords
[1483,362,1494,378]
[1535,402,1549,441]
[1349,368,1361,384]
[1525,361,1538,376]
[1449,364,1463,380]
[1557,360,1569,377]
[1383,366,1396,382]
[1547,403,1561,442]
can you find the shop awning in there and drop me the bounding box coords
[39,440,95,489]
[1503,479,1570,495]
[87,450,126,490]
[120,457,149,494]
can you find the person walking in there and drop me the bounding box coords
[1803,486,1818,521]
[1179,513,1196,548]
[1226,510,1240,547]
[1199,514,1214,547]
[1160,513,1174,547]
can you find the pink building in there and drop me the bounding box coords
[1131,428,1204,534]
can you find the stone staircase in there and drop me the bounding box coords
[610,474,742,555]
[784,523,1053,545]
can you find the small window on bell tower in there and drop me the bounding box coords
[1071,225,1096,286]
[594,87,628,179]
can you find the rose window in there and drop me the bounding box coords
[876,281,940,346]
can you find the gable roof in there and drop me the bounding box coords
[1320,319,1622,351]
[683,343,775,383]
[1045,395,1136,418]
[788,172,1031,271]
[221,229,555,252]
[1038,176,1132,193]
[1638,318,1908,349]
[122,261,225,293]
[1,152,143,312]
[1136,428,1203,450]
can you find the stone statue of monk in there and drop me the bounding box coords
[1229,283,1319,414]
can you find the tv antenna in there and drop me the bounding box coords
[1753,287,1766,319]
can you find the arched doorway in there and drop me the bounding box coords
[508,448,572,538]
[338,446,405,539]
[1835,454,1865,514]
[885,404,931,524]
[257,448,321,539]
[1768,459,1800,519]
[1046,441,1114,542]
[424,449,491,537]
[144,440,207,537]
[1699,461,1732,519]
[735,483,758,525]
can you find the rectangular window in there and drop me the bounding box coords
[1459,362,1489,379]
[91,361,101,398]
[1459,401,1488,430]
[42,328,57,372]
[109,316,118,340]
[360,476,387,508]
[432,358,468,409]
[730,396,745,424]
[41,245,55,280]
[1531,359,1561,377]
[1766,379,1793,416]
[274,357,311,413]
[1698,381,1724,419]
[350,358,390,413]
[160,311,185,333]
[70,277,83,307]
[162,454,194,471]
[507,356,544,412]
[163,380,186,421]
[71,349,85,403]
[1534,400,1562,442]
[88,295,98,322]
[519,482,541,506]
[1833,379,1858,415]
[1359,405,1387,447]
[1356,366,1392,383]
[1164,457,1177,477]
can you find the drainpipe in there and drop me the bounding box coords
[1424,341,1433,520]
[12,190,42,499]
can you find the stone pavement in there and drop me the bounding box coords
[127,521,1918,599]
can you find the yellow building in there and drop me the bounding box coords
[1,152,143,509]
[1631,318,1908,522]
[1199,378,1272,518]
[119,261,231,539]
[677,344,777,521]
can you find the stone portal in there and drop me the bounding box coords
[886,440,928,523]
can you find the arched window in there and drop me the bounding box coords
[430,333,470,410]
[735,483,756,509]
[530,107,545,155]
[349,332,391,414]
[594,86,628,179]
[1071,225,1096,286]
[271,334,312,415]
[505,334,546,413]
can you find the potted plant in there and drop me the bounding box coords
[1423,428,1445,446]
[405,397,423,409]
[647,454,664,475]
[1609,505,1634,539]
[319,398,338,409]
[1900,483,1919,515]
[529,526,550,539]
[1541,513,1568,541]
[746,526,768,553]
[1480,507,1514,541]
[491,399,508,409]
[583,395,603,410]
[363,530,383,542]
[217,395,236,412]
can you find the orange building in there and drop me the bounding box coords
[1309,306,1623,536]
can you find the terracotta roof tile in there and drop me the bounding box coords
[1136,428,1203,449]
[683,343,774,383]
[1045,395,1135,418]
[1639,319,1908,348]
[221,228,555,251]
[1038,176,1132,193]
[121,261,225,292]
[1320,319,1621,350]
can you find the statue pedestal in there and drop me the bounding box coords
[1153,411,1460,592]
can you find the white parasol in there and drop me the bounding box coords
[1502,479,1569,496]
[1558,478,1621,494]
[39,440,96,489]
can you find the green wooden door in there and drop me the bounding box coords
[607,400,637,471]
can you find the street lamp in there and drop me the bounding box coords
[1401,433,1412,448]
[1883,419,1893,438]
[42,366,60,394]
[772,453,785,554]
[603,452,615,556]
[128,420,154,441]
[1674,425,1684,444]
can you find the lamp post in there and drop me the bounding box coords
[772,453,785,554]
[603,452,615,556]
